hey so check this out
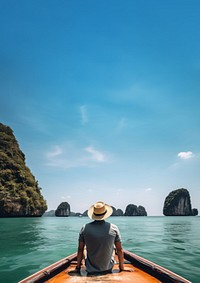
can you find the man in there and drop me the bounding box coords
[75,201,125,274]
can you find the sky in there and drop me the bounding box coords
[0,0,200,215]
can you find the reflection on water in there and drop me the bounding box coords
[163,218,192,248]
[1,218,43,256]
[0,217,81,283]
[161,217,200,282]
[0,218,48,283]
[114,216,200,283]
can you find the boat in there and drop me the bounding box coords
[19,249,191,283]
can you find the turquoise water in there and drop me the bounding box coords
[0,216,199,283]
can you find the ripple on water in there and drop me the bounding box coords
[0,216,200,283]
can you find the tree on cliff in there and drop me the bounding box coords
[0,123,47,217]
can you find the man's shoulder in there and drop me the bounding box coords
[109,223,120,233]
[109,222,119,229]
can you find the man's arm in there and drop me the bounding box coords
[115,241,124,271]
[76,241,85,271]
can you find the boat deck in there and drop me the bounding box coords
[47,256,161,283]
[19,250,191,283]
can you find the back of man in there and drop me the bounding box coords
[75,201,125,274]
[79,220,121,273]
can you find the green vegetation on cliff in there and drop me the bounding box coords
[0,123,47,217]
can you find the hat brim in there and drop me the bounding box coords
[87,204,113,220]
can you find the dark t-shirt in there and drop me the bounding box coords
[79,220,121,273]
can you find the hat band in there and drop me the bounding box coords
[93,210,107,216]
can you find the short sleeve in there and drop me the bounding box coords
[78,225,85,243]
[111,224,121,242]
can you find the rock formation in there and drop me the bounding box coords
[163,188,198,216]
[82,210,88,216]
[43,210,55,217]
[116,208,124,216]
[137,205,148,216]
[55,202,70,216]
[44,210,83,217]
[0,123,47,217]
[192,208,198,216]
[111,206,124,216]
[124,204,147,216]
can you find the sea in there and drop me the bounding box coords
[0,216,199,283]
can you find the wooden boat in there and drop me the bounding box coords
[19,249,191,283]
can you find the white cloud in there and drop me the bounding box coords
[145,188,152,192]
[85,146,106,162]
[80,105,88,125]
[45,144,108,169]
[177,151,194,160]
[47,146,63,158]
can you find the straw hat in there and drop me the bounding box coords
[87,201,113,220]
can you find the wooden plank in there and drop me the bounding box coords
[19,250,191,283]
[48,259,161,283]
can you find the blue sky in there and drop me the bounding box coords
[1,0,200,215]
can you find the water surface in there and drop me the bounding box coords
[0,216,199,283]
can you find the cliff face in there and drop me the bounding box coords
[55,202,70,217]
[43,210,55,217]
[163,188,193,216]
[0,123,47,217]
[124,204,147,216]
[111,206,124,216]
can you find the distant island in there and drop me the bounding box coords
[55,202,70,217]
[44,203,148,217]
[0,123,198,218]
[45,190,199,217]
[163,188,198,216]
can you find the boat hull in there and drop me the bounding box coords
[18,250,191,283]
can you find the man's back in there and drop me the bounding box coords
[76,202,125,274]
[79,220,121,273]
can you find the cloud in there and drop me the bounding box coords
[145,188,152,192]
[170,151,196,169]
[45,144,108,169]
[85,146,107,162]
[80,105,88,125]
[47,146,63,158]
[177,151,194,160]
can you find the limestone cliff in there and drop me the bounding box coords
[163,188,194,216]
[43,210,55,217]
[192,208,198,216]
[55,202,70,217]
[124,204,147,216]
[111,206,124,216]
[116,208,124,216]
[0,123,47,217]
[82,210,88,216]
